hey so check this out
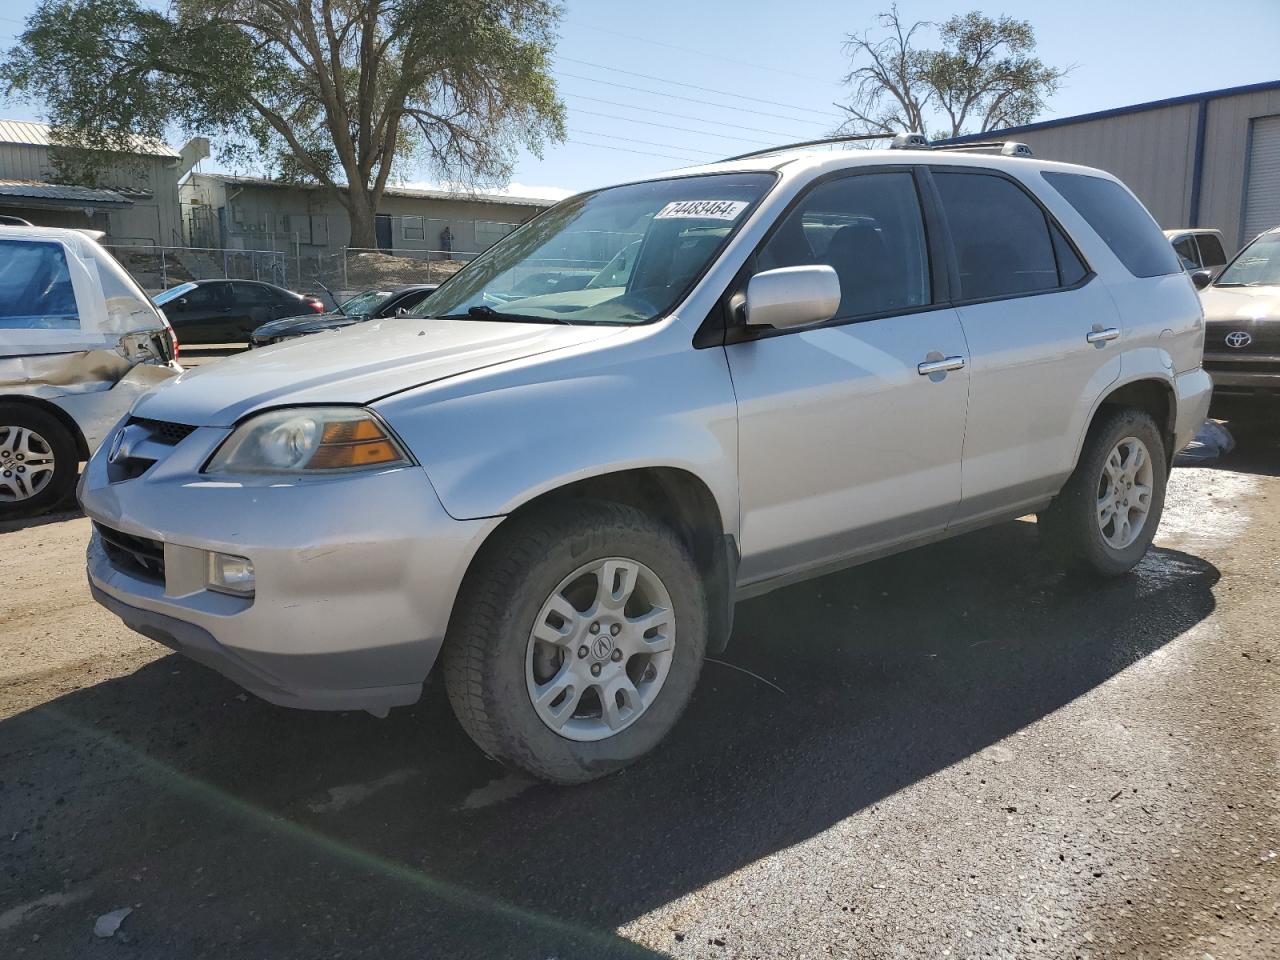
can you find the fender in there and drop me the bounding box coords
[1070,360,1176,472]
[373,320,742,537]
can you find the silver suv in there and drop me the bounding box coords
[80,144,1211,783]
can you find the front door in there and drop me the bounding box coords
[928,169,1123,525]
[725,169,970,586]
[375,215,393,251]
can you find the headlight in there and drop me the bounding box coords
[205,407,412,475]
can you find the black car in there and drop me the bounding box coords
[248,285,438,346]
[154,279,325,345]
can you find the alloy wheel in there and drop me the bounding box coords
[525,556,676,742]
[1096,436,1154,550]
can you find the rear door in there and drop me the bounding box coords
[724,168,970,585]
[167,282,230,344]
[930,168,1123,525]
[229,282,288,339]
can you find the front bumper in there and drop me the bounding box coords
[80,426,499,713]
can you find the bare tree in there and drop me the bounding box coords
[837,6,1069,140]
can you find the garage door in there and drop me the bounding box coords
[1242,114,1280,243]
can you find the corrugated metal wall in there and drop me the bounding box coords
[1011,102,1200,230]
[1200,87,1280,247]
[0,142,184,245]
[980,87,1280,255]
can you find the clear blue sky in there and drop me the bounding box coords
[1,0,1278,198]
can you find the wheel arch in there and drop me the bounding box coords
[459,466,739,655]
[1080,376,1177,468]
[0,393,90,460]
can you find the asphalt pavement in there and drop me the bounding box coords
[1,438,1277,959]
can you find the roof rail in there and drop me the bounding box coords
[930,140,1034,158]
[721,131,928,163]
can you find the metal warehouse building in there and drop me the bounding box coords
[942,80,1280,254]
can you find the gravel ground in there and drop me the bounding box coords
[0,439,1277,959]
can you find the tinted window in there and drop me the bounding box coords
[0,239,78,329]
[1172,236,1200,270]
[180,283,224,307]
[236,283,284,305]
[757,171,930,319]
[934,172,1058,300]
[1051,223,1089,286]
[390,289,432,313]
[1196,233,1227,267]
[1043,172,1181,278]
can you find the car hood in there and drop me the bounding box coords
[1199,284,1280,324]
[253,312,365,338]
[131,317,625,427]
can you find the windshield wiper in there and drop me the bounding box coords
[436,305,572,325]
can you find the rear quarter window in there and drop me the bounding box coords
[1042,172,1181,279]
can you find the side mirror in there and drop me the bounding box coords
[1190,268,1213,290]
[744,265,841,330]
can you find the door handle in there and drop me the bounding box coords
[917,355,966,376]
[1086,326,1120,344]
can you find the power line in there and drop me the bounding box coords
[569,21,837,85]
[568,127,722,157]
[565,138,695,164]
[570,106,772,147]
[557,70,833,129]
[557,56,846,120]
[564,92,815,141]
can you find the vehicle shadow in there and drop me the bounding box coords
[0,521,1219,958]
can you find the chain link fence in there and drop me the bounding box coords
[310,247,481,295]
[104,244,293,294]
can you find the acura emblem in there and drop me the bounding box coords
[107,427,127,463]
[1225,331,1252,348]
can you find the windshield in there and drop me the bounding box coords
[153,282,197,305]
[1217,233,1280,286]
[339,289,393,315]
[411,173,776,324]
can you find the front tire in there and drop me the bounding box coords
[444,500,707,784]
[0,404,79,520]
[1039,407,1168,577]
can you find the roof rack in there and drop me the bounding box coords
[721,131,929,163]
[930,140,1034,158]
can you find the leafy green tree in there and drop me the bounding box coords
[3,0,566,247]
[838,6,1068,140]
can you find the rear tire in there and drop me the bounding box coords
[1039,407,1167,577]
[444,500,707,785]
[0,403,79,520]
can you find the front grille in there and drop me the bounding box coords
[95,521,165,584]
[127,417,197,446]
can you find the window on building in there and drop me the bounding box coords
[1042,172,1182,278]
[402,216,425,241]
[757,171,931,320]
[477,220,517,250]
[934,172,1060,301]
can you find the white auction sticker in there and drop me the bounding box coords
[654,199,749,221]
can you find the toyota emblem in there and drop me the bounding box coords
[1225,331,1252,348]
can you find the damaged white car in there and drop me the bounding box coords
[0,227,178,518]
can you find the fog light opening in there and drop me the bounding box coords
[207,552,256,597]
